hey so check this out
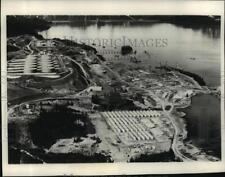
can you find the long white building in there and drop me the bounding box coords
[101,110,162,144]
[7,54,62,79]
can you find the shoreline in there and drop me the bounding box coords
[156,66,206,86]
[174,91,221,160]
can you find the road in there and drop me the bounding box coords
[65,56,89,78]
[26,41,34,54]
[162,103,194,162]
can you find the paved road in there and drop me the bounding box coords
[162,104,194,162]
[65,56,89,78]
[27,41,34,54]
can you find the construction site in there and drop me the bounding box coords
[6,15,221,163]
[101,110,172,144]
[7,40,68,79]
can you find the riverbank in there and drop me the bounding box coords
[177,93,221,159]
[156,66,206,86]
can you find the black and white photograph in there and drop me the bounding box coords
[6,14,222,164]
[1,0,225,176]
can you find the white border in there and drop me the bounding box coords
[1,0,225,176]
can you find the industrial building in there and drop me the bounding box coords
[7,54,62,79]
[101,110,165,145]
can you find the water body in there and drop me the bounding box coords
[40,21,221,86]
[181,94,221,158]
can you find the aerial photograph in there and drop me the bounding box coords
[7,15,221,163]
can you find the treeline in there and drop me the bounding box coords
[30,151,113,163]
[44,15,220,25]
[92,91,138,111]
[7,15,51,37]
[130,150,176,162]
[130,15,220,24]
[30,105,95,148]
[9,147,113,163]
[45,15,131,21]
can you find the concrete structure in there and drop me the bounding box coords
[101,110,163,145]
[87,86,103,92]
[7,53,65,79]
[35,40,55,49]
[7,40,67,79]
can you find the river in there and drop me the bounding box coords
[181,94,221,158]
[40,21,221,87]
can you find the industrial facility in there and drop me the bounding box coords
[101,110,171,145]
